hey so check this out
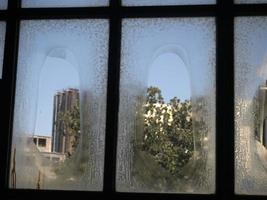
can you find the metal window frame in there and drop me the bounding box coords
[0,0,267,199]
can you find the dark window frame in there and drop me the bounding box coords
[0,0,267,199]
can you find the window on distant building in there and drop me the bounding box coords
[38,139,46,147]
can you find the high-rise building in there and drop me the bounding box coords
[51,88,80,155]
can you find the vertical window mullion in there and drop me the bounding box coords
[0,0,20,191]
[103,0,121,194]
[216,0,234,199]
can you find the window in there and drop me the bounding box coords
[11,19,108,190]
[0,0,266,199]
[38,139,46,147]
[117,18,215,193]
[235,17,267,195]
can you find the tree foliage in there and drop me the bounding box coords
[55,87,194,178]
[57,101,80,156]
[141,86,193,178]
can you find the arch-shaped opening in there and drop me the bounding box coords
[147,52,191,101]
[11,20,109,190]
[253,56,267,168]
[254,81,267,169]
[141,49,193,179]
[33,48,81,162]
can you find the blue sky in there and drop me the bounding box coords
[34,53,190,136]
[148,52,191,102]
[34,57,79,136]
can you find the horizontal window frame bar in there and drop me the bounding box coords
[0,11,7,19]
[3,188,267,200]
[1,5,267,19]
[2,7,218,19]
[3,189,267,200]
[234,195,267,200]
[3,188,218,200]
[15,7,111,19]
[233,4,267,16]
[120,5,217,17]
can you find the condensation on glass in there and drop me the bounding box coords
[0,22,6,78]
[122,0,215,6]
[235,0,267,3]
[0,0,7,9]
[10,19,109,190]
[235,17,267,195]
[22,0,108,8]
[117,18,216,193]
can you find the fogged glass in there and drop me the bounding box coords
[0,22,6,78]
[235,0,267,3]
[235,17,267,195]
[0,0,7,9]
[117,18,216,193]
[10,19,109,190]
[22,0,108,8]
[123,0,215,6]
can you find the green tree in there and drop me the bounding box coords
[141,86,193,178]
[57,102,80,157]
[55,87,194,184]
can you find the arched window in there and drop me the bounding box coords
[117,19,215,193]
[147,52,191,102]
[35,48,80,157]
[10,20,109,190]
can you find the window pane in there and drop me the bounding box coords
[22,0,108,8]
[117,18,216,193]
[0,0,7,9]
[0,22,5,78]
[10,19,109,190]
[235,17,267,195]
[122,0,215,6]
[235,0,267,3]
